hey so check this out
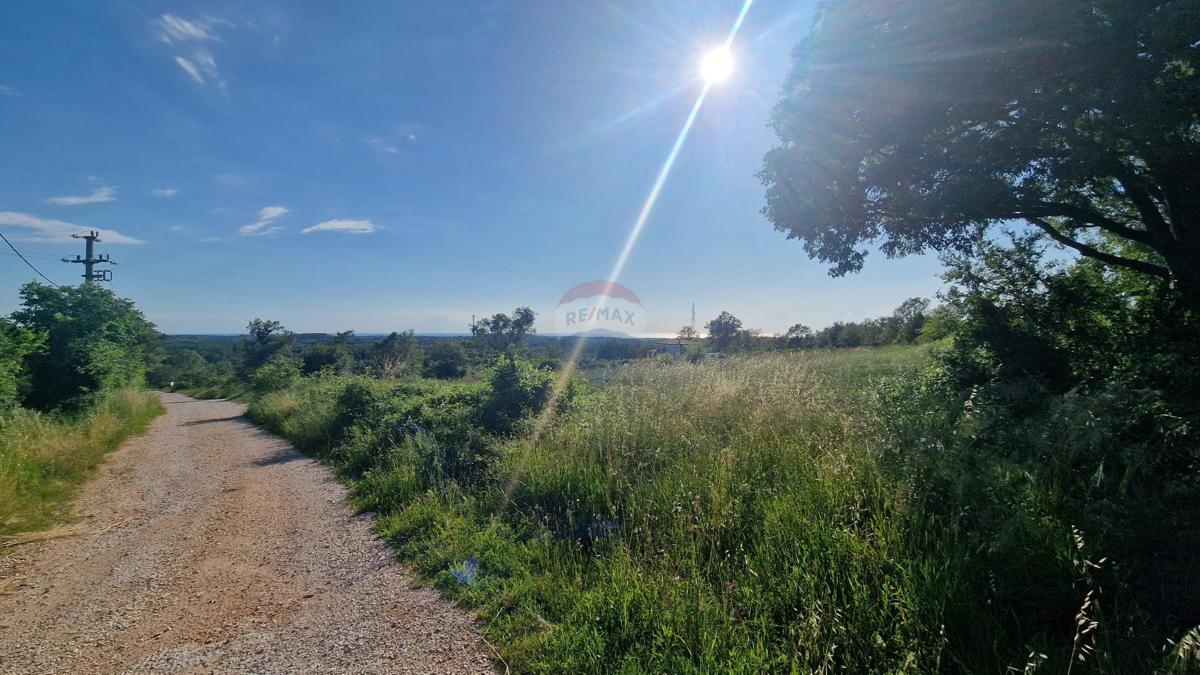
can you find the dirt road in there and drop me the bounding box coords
[0,393,493,674]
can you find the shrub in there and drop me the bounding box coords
[250,354,302,393]
[477,353,557,436]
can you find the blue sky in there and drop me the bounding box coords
[0,1,946,335]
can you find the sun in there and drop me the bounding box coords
[700,46,734,84]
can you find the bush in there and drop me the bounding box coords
[250,354,302,393]
[477,354,557,436]
[424,340,468,379]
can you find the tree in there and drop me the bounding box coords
[889,298,931,344]
[781,323,812,349]
[705,311,742,352]
[10,283,159,410]
[471,307,536,350]
[247,318,287,345]
[370,330,423,379]
[761,0,1200,308]
[677,325,698,340]
[240,318,293,374]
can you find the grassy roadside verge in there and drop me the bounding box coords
[248,349,954,672]
[0,390,164,538]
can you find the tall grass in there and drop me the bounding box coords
[0,390,163,537]
[250,349,1191,673]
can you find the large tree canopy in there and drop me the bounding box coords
[11,283,159,410]
[761,0,1200,304]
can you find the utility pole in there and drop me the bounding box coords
[62,231,114,284]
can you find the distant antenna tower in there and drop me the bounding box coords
[690,302,696,332]
[62,230,115,284]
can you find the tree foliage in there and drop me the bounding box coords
[471,307,536,351]
[762,0,1200,306]
[0,318,43,410]
[705,311,743,352]
[240,318,294,374]
[9,283,159,410]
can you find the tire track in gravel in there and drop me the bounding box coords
[0,392,494,674]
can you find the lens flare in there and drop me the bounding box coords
[502,0,755,507]
[700,47,733,83]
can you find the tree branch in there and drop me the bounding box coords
[1110,167,1176,243]
[1017,202,1156,247]
[1027,217,1170,278]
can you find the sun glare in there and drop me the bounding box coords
[700,46,734,84]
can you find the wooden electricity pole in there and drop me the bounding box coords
[62,230,115,284]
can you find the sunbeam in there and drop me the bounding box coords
[503,0,755,507]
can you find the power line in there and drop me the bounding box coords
[0,231,61,286]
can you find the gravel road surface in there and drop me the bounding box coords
[0,393,493,674]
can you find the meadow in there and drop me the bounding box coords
[249,345,1198,673]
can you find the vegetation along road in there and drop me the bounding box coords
[0,393,492,674]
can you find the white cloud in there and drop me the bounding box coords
[0,84,21,97]
[153,15,230,92]
[44,186,117,206]
[0,211,144,244]
[239,204,288,236]
[173,50,225,91]
[174,56,203,83]
[153,14,221,43]
[257,205,289,221]
[151,188,179,197]
[302,219,377,235]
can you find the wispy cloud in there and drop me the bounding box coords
[44,186,117,206]
[0,84,21,97]
[153,14,230,93]
[366,137,400,154]
[302,218,377,235]
[239,205,288,236]
[151,188,179,197]
[0,211,144,244]
[217,173,245,188]
[365,127,420,156]
[153,14,222,43]
[257,206,288,221]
